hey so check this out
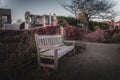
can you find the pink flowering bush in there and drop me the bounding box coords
[84,29,120,43]
[84,30,105,42]
[0,26,58,43]
[104,29,120,43]
[66,26,85,40]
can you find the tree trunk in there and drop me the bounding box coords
[75,13,78,26]
[60,27,66,39]
[84,13,89,31]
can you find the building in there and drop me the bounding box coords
[114,21,120,29]
[25,11,57,28]
[0,8,12,29]
[0,8,12,24]
[103,20,120,29]
[115,21,120,26]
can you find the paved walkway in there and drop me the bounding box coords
[49,43,120,80]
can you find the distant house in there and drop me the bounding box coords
[0,8,21,30]
[102,19,116,29]
[25,11,57,28]
[114,21,120,29]
[103,21,111,25]
[0,8,12,24]
[103,20,120,29]
[115,21,120,26]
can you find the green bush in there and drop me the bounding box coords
[89,21,110,31]
[57,16,77,26]
[100,23,110,30]
[112,32,120,42]
[64,42,73,46]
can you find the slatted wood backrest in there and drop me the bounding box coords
[34,34,63,48]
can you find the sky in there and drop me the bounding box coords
[1,0,72,22]
[1,0,120,22]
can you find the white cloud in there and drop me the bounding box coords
[113,0,120,21]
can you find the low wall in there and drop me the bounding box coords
[2,24,20,30]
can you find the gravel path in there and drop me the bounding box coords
[49,42,120,80]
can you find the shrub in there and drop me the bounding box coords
[0,26,59,79]
[66,26,85,40]
[84,30,105,42]
[64,42,73,46]
[112,32,120,42]
[57,16,77,26]
[89,21,110,31]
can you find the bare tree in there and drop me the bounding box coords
[61,0,116,31]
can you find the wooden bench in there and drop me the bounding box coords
[34,34,75,71]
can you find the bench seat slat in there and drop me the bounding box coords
[40,45,74,59]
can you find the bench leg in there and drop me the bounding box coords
[54,58,58,72]
[73,48,75,55]
[54,50,58,72]
[73,43,76,55]
[37,51,41,70]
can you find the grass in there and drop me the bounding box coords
[64,42,73,46]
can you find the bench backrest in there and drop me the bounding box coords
[34,34,63,48]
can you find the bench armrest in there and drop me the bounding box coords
[38,46,59,50]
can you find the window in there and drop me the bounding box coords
[2,16,7,23]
